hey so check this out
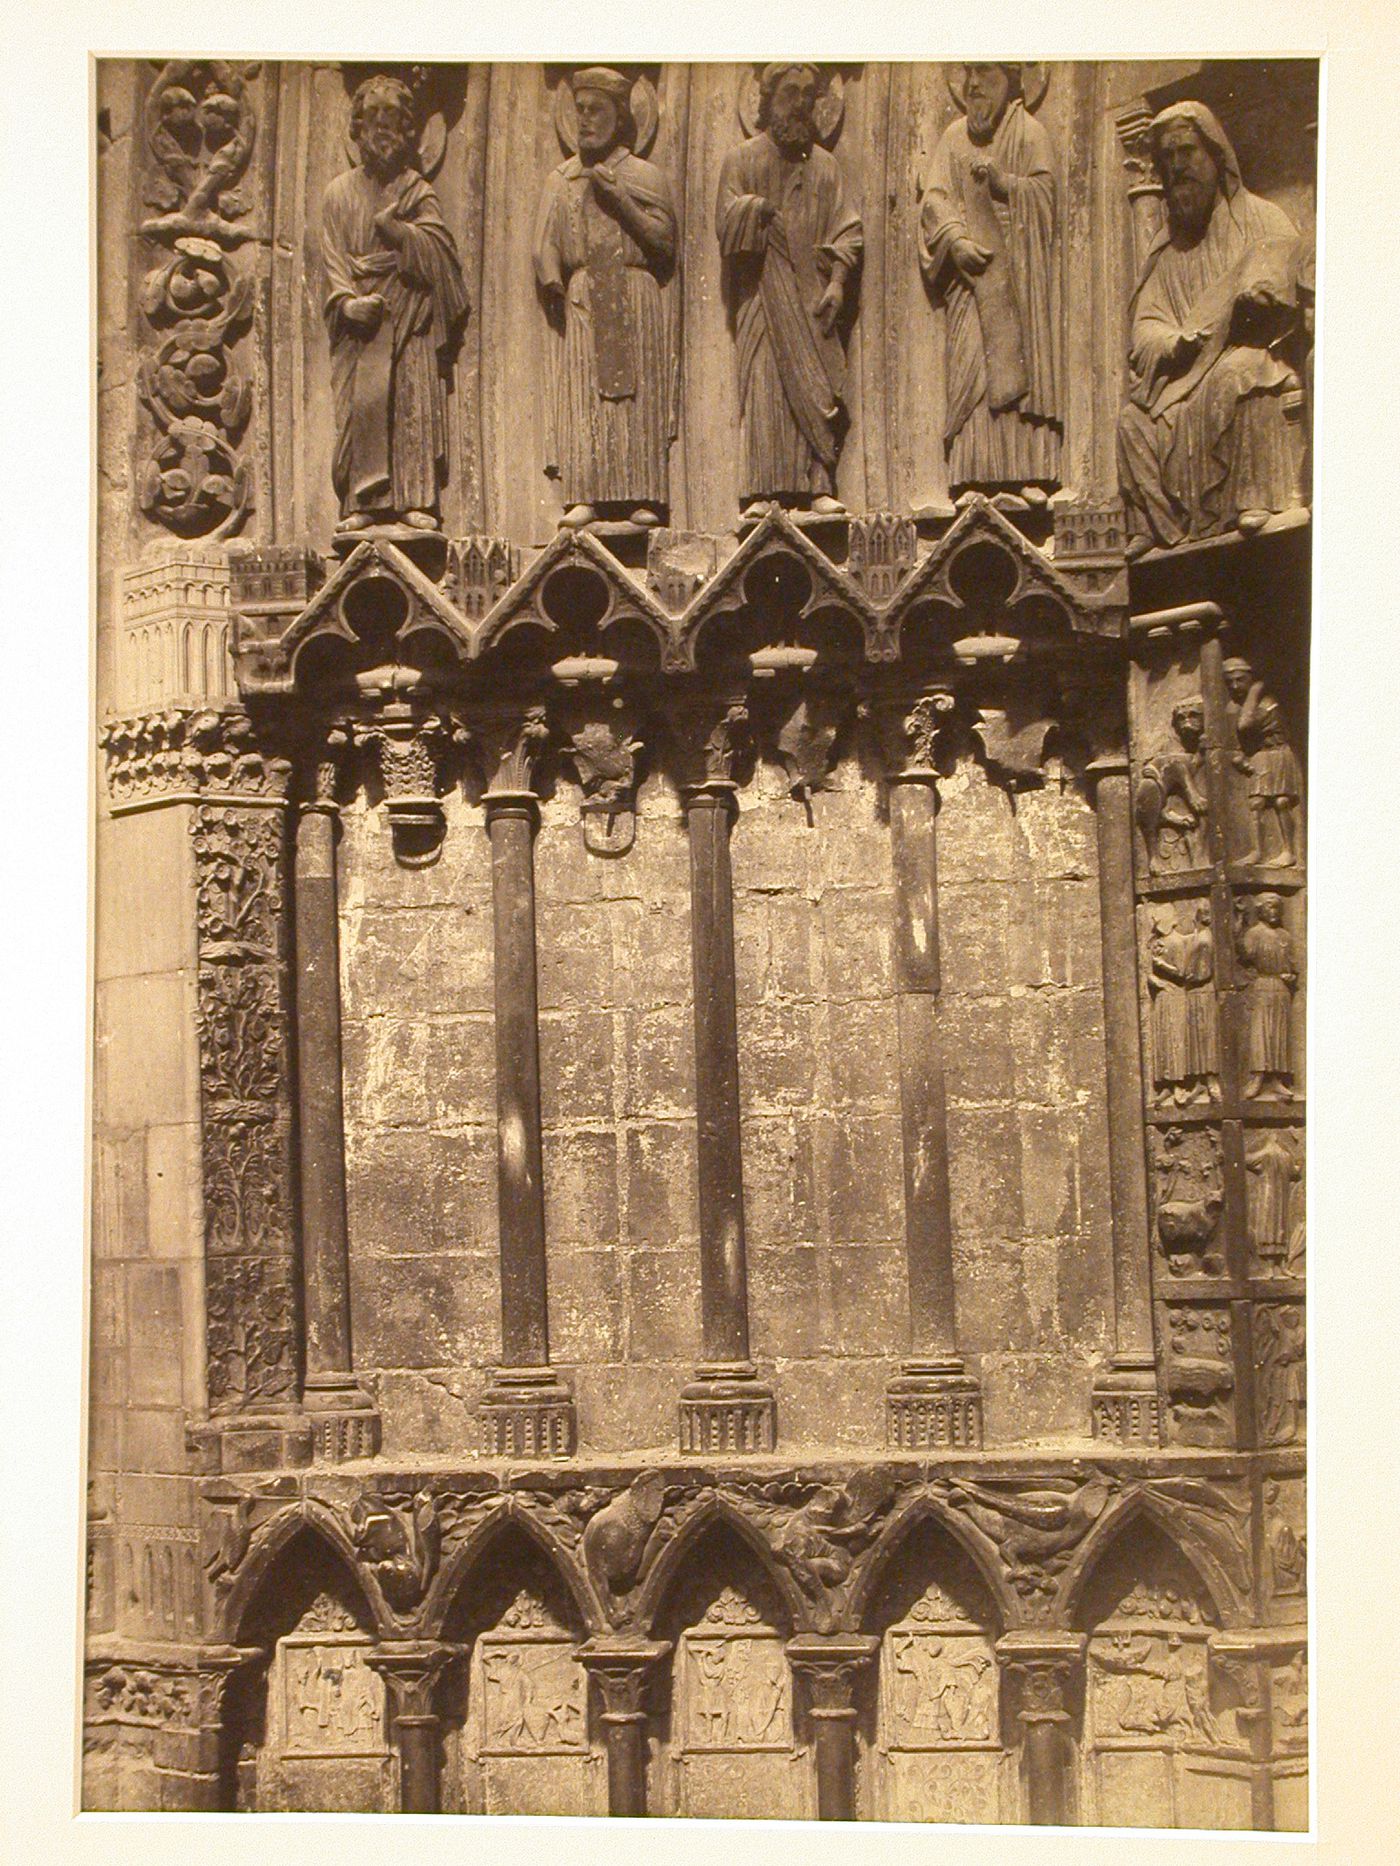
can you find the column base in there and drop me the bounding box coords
[480,1367,576,1458]
[885,1361,983,1449]
[303,1381,382,1462]
[1091,1363,1162,1445]
[679,1364,776,1454]
[185,1413,314,1475]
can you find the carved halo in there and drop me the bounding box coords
[341,66,448,179]
[946,62,1050,114]
[554,71,659,159]
[738,65,846,148]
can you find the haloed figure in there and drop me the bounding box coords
[321,76,470,533]
[919,63,1062,507]
[534,68,679,529]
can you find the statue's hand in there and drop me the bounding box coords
[344,294,384,335]
[1173,328,1205,364]
[970,158,1009,201]
[588,166,623,207]
[814,279,843,336]
[951,237,992,280]
[372,206,406,248]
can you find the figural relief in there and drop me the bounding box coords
[1118,103,1309,556]
[1223,658,1302,868]
[322,75,470,533]
[882,1581,998,1748]
[717,64,863,518]
[919,63,1061,509]
[1244,1130,1303,1272]
[535,68,679,529]
[1165,1305,1234,1445]
[1235,893,1298,1100]
[1147,903,1219,1106]
[1135,695,1209,874]
[1152,1125,1224,1274]
[478,1594,589,1757]
[680,1587,790,1750]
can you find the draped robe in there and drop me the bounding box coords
[919,99,1061,490]
[1118,184,1304,547]
[533,148,678,509]
[322,164,469,519]
[716,132,862,500]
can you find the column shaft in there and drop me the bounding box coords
[811,1708,858,1820]
[685,787,750,1363]
[294,804,354,1383]
[488,799,549,1368]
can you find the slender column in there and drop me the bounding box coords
[787,1635,878,1821]
[578,1639,671,1816]
[876,692,981,1449]
[478,708,575,1456]
[1087,747,1161,1445]
[294,731,379,1459]
[676,698,775,1454]
[997,1632,1084,1827]
[367,1643,450,1814]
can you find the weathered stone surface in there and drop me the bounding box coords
[89,55,1311,1830]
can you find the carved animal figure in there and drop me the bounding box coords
[582,1470,668,1599]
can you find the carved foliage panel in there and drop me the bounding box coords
[193,803,298,1412]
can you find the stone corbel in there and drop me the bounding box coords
[352,680,469,867]
[563,711,643,856]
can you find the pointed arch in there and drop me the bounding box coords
[420,1497,603,1641]
[1056,1485,1245,1631]
[218,1499,378,1646]
[847,1489,1020,1633]
[634,1493,811,1637]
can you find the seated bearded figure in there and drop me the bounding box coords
[1118,103,1309,557]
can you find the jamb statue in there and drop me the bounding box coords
[716,63,863,520]
[321,75,470,534]
[919,63,1062,510]
[534,68,679,531]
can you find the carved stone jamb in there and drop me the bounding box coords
[786,1634,879,1821]
[186,715,312,1476]
[293,725,380,1461]
[872,689,982,1449]
[1063,670,1161,1445]
[365,1642,453,1814]
[996,1630,1086,1827]
[576,1639,672,1817]
[1208,1628,1307,1832]
[674,694,776,1454]
[150,1644,261,1812]
[476,706,577,1457]
[1115,102,1165,271]
[352,675,469,868]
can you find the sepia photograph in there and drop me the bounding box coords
[4,5,1396,1857]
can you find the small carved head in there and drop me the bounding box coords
[964,64,1019,143]
[1222,656,1255,704]
[571,67,633,158]
[350,75,417,180]
[759,63,820,154]
[1255,891,1284,926]
[1171,696,1205,748]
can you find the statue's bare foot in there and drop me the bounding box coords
[629,505,662,528]
[991,490,1029,514]
[809,495,845,516]
[336,511,375,534]
[561,504,597,529]
[1244,1073,1264,1099]
[740,500,771,522]
[1020,485,1050,509]
[1237,508,1270,534]
[403,510,439,531]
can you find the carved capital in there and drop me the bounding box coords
[577,1639,671,1722]
[365,1641,452,1722]
[785,1635,879,1716]
[996,1631,1086,1725]
[872,688,956,782]
[101,705,293,810]
[674,694,751,792]
[353,698,468,866]
[474,704,552,798]
[769,689,851,802]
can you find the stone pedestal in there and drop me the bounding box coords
[479,1365,577,1458]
